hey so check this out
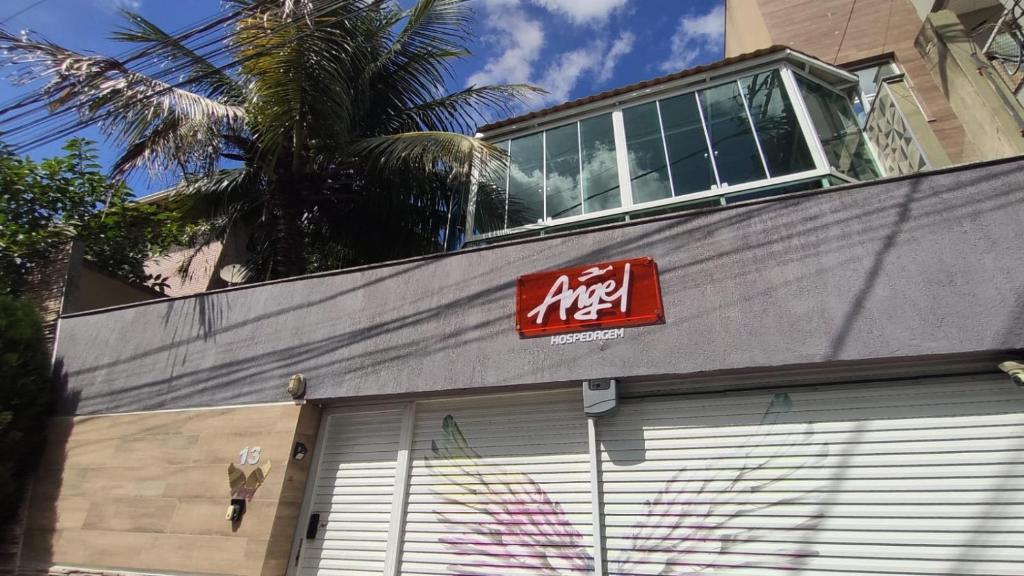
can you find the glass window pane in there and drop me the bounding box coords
[698,82,766,186]
[852,61,899,125]
[855,62,898,99]
[473,140,508,234]
[659,92,716,196]
[580,114,621,213]
[797,77,881,181]
[507,133,544,227]
[545,124,582,220]
[623,102,672,204]
[742,71,815,176]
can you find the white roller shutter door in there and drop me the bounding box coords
[293,376,1024,576]
[598,376,1024,576]
[297,407,405,576]
[400,389,594,575]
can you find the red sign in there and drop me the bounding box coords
[515,257,664,338]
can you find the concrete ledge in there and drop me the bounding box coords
[916,10,1024,159]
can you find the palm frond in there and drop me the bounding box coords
[391,0,472,65]
[0,31,246,178]
[399,84,544,133]
[164,166,260,206]
[351,131,503,180]
[235,2,369,166]
[1,0,542,282]
[282,0,316,18]
[163,167,264,279]
[111,11,244,103]
[356,1,481,136]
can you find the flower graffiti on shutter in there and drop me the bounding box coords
[427,393,829,575]
[427,415,594,575]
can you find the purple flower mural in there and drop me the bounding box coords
[428,393,829,575]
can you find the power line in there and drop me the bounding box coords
[0,4,243,120]
[0,0,52,25]
[0,2,270,146]
[3,0,473,156]
[832,0,859,65]
[2,1,380,153]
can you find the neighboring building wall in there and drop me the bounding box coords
[724,0,772,57]
[50,157,1024,416]
[911,0,937,20]
[917,10,1024,159]
[19,403,318,576]
[72,264,163,313]
[727,0,978,164]
[143,222,252,297]
[22,241,80,350]
[144,242,224,298]
[21,241,163,319]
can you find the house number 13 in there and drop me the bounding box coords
[239,446,262,465]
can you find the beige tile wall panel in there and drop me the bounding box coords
[725,0,773,57]
[19,403,320,576]
[748,0,977,163]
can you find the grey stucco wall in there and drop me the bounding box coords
[55,159,1024,415]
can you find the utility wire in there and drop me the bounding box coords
[0,5,245,124]
[832,0,859,65]
[2,0,376,153]
[0,4,238,112]
[0,2,283,143]
[8,0,454,155]
[0,0,51,25]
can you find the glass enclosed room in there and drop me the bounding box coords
[468,47,882,242]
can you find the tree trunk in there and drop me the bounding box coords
[269,133,308,280]
[268,181,306,280]
[261,115,311,281]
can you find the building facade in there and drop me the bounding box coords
[16,47,1024,576]
[725,0,1024,169]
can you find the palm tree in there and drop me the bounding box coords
[0,0,535,281]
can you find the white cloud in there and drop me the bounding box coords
[538,48,602,103]
[466,6,545,86]
[598,32,635,83]
[468,1,636,109]
[538,31,634,104]
[477,0,520,10]
[659,5,724,73]
[96,0,142,11]
[531,0,629,25]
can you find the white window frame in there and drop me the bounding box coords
[465,59,865,244]
[789,66,886,180]
[849,57,903,125]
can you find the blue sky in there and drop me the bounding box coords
[0,0,725,195]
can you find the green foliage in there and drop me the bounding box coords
[0,138,184,296]
[0,0,535,282]
[0,296,53,521]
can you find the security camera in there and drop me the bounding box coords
[998,361,1024,387]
